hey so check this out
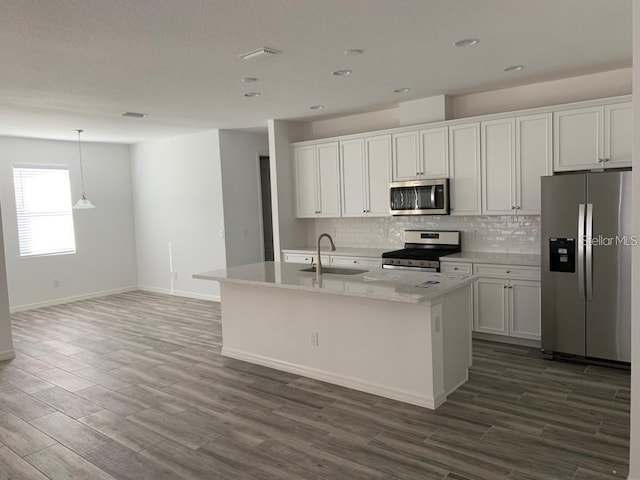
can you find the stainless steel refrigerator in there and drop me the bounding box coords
[541,171,631,364]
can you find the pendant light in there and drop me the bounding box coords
[73,129,95,209]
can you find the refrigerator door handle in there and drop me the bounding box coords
[577,203,585,300]
[586,203,593,301]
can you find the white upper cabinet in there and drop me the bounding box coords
[391,131,420,181]
[392,127,448,181]
[604,102,632,167]
[481,118,515,215]
[421,126,449,178]
[340,139,366,217]
[364,135,392,216]
[553,101,631,171]
[449,122,481,216]
[481,114,552,216]
[515,113,552,215]
[341,135,391,217]
[294,142,340,218]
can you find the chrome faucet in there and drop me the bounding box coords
[316,233,336,282]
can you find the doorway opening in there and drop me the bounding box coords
[259,156,274,261]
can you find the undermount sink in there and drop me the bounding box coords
[300,266,368,276]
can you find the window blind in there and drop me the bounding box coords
[13,166,76,257]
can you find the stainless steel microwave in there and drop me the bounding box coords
[389,179,449,215]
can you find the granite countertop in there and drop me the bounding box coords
[440,251,541,267]
[194,261,474,304]
[282,246,391,258]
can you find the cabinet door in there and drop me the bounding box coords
[515,113,552,215]
[553,106,603,171]
[391,131,420,181]
[316,142,341,217]
[604,102,632,168]
[515,113,553,215]
[294,146,318,218]
[449,123,481,216]
[474,277,508,335]
[509,280,541,340]
[340,139,366,217]
[420,127,449,178]
[365,135,392,216]
[481,118,515,215]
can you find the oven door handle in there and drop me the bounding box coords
[382,264,438,272]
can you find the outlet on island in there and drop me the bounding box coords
[311,331,319,347]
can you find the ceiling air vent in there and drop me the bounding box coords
[239,47,281,62]
[121,112,147,118]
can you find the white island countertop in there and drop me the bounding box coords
[194,261,474,304]
[440,251,541,267]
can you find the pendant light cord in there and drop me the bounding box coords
[76,129,87,196]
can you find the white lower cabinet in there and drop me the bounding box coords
[282,251,380,268]
[330,256,381,268]
[472,263,541,341]
[283,253,329,265]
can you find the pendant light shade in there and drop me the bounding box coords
[72,129,96,209]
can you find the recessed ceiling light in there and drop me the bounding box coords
[310,105,324,110]
[121,112,147,118]
[393,88,410,94]
[241,77,258,83]
[503,65,524,72]
[344,49,363,56]
[243,92,260,97]
[454,38,479,47]
[332,69,352,77]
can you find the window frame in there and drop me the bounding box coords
[12,164,77,258]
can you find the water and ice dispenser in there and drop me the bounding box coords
[549,238,576,273]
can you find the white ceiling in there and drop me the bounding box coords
[0,0,631,144]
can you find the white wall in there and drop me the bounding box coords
[0,136,137,310]
[268,120,307,260]
[219,130,269,267]
[451,67,631,118]
[131,130,226,301]
[0,205,14,360]
[628,4,639,479]
[301,68,632,140]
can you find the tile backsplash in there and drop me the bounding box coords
[307,215,541,254]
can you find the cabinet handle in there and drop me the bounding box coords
[363,210,367,213]
[503,285,508,289]
[506,270,511,274]
[454,267,459,271]
[353,260,357,264]
[416,172,420,176]
[604,158,610,163]
[598,158,604,163]
[509,286,514,289]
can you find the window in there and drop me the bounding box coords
[13,166,76,257]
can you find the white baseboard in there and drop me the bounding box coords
[138,286,220,303]
[222,347,438,409]
[0,349,15,361]
[473,331,541,348]
[10,286,138,313]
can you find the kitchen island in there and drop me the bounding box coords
[194,262,474,409]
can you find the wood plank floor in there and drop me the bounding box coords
[0,291,630,480]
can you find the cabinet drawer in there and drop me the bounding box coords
[284,253,329,264]
[440,262,472,274]
[330,256,381,268]
[473,264,540,280]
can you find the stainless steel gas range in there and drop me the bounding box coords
[381,230,461,272]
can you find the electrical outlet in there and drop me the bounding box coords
[52,279,59,288]
[311,331,319,346]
